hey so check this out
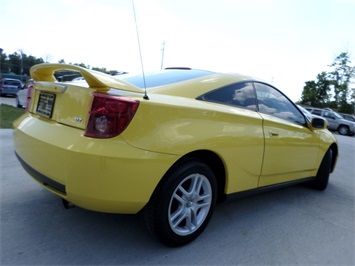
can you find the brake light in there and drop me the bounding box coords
[85,92,139,138]
[25,84,34,111]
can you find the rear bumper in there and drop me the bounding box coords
[13,113,178,214]
[1,88,19,95]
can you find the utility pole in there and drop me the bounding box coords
[19,49,23,79]
[161,41,165,69]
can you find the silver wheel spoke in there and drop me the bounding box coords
[173,192,186,205]
[168,173,213,236]
[171,208,187,228]
[177,184,190,198]
[185,208,197,231]
[191,174,202,194]
[196,200,210,209]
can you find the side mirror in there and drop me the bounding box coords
[310,117,327,129]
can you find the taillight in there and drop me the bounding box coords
[25,84,34,111]
[85,92,139,138]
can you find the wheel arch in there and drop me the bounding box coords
[149,150,227,205]
[184,150,227,203]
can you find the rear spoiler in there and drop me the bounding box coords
[30,63,143,93]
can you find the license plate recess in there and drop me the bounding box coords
[36,92,56,118]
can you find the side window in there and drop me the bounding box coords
[198,82,257,111]
[312,109,322,116]
[254,82,305,124]
[323,111,334,119]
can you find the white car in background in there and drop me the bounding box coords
[16,79,34,108]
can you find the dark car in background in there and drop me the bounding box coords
[0,78,22,97]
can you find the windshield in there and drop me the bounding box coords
[3,80,21,86]
[333,111,345,119]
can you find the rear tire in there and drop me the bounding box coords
[310,149,332,191]
[144,159,217,246]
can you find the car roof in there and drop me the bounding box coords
[2,78,22,82]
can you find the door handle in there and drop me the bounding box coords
[269,129,279,137]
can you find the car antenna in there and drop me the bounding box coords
[132,0,149,100]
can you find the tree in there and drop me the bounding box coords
[22,54,44,75]
[8,52,21,74]
[300,80,318,106]
[300,72,331,107]
[316,72,331,105]
[328,52,355,112]
[0,51,9,74]
[92,67,109,74]
[74,63,87,68]
[300,52,355,113]
[0,49,122,78]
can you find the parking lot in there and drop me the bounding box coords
[0,95,18,107]
[1,96,354,265]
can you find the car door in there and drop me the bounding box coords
[198,82,264,192]
[254,82,321,187]
[322,110,338,130]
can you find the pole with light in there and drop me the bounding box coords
[18,49,23,80]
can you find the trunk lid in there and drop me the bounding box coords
[28,64,143,129]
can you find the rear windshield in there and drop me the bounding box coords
[3,80,21,86]
[122,69,214,89]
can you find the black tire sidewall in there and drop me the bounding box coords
[312,149,332,190]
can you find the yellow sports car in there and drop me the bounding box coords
[13,64,338,246]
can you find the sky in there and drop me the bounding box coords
[1,0,355,101]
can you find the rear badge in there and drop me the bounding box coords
[74,117,83,122]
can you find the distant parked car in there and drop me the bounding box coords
[16,79,34,108]
[305,107,355,136]
[297,105,323,121]
[339,113,355,123]
[0,78,22,96]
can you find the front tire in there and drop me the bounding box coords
[144,159,217,247]
[310,149,332,191]
[338,125,349,135]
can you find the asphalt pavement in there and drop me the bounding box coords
[0,97,354,265]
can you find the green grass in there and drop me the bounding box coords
[0,104,25,129]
